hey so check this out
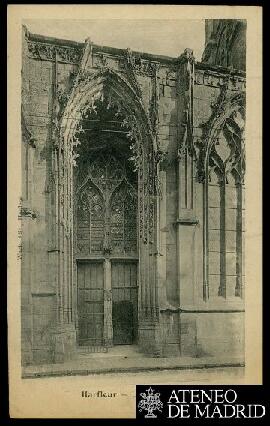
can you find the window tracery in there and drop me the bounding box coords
[77,183,105,254]
[207,119,244,299]
[76,153,137,256]
[110,181,137,254]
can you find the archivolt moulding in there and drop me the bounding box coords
[59,68,158,165]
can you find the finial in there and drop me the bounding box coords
[178,48,195,64]
[85,37,93,44]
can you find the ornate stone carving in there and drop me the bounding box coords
[121,50,159,77]
[59,53,159,251]
[96,53,109,70]
[122,48,161,143]
[104,289,112,302]
[106,88,157,243]
[149,62,160,139]
[56,87,70,115]
[177,48,195,160]
[19,206,37,220]
[155,149,168,165]
[179,48,195,64]
[51,70,78,152]
[195,69,246,91]
[80,38,93,71]
[124,48,143,99]
[178,110,194,160]
[76,154,137,256]
[165,69,177,84]
[195,80,245,183]
[53,44,160,322]
[27,40,82,64]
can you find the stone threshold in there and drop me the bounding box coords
[22,356,245,379]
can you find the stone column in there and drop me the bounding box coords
[52,151,76,363]
[138,154,163,356]
[175,49,199,356]
[175,160,199,357]
[155,169,169,355]
[103,258,113,347]
[176,155,198,306]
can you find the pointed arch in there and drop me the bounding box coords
[56,65,161,337]
[204,92,245,183]
[201,91,246,301]
[60,68,158,159]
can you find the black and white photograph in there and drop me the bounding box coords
[7,4,262,419]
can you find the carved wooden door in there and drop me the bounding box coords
[77,261,104,346]
[112,261,138,345]
[76,152,138,347]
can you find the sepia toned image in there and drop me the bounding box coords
[7,5,262,419]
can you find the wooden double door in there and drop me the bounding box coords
[77,260,138,347]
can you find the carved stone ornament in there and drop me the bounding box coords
[19,206,37,220]
[57,37,160,247]
[194,69,246,91]
[121,49,160,77]
[122,48,161,142]
[104,289,112,302]
[177,48,195,160]
[124,48,143,99]
[178,47,196,65]
[27,40,82,64]
[149,62,160,139]
[178,109,195,160]
[96,53,108,70]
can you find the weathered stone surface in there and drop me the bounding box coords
[21,25,246,367]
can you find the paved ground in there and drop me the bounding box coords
[22,345,244,380]
[89,366,245,384]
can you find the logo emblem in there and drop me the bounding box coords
[137,387,163,418]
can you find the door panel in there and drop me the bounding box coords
[111,261,138,345]
[112,301,134,345]
[77,262,104,346]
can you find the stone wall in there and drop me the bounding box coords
[22,41,57,364]
[21,28,246,365]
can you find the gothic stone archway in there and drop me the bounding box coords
[74,99,139,348]
[54,63,162,356]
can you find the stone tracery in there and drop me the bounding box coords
[194,90,246,300]
[76,153,138,256]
